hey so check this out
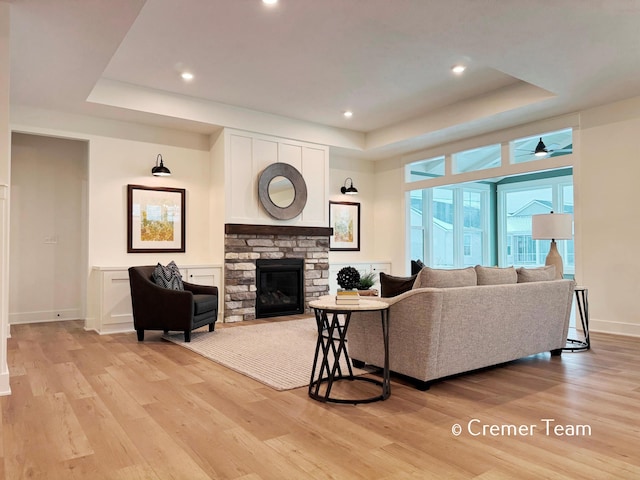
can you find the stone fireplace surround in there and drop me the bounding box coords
[224,224,332,322]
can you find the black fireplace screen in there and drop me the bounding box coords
[255,258,304,318]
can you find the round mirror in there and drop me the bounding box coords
[268,176,295,208]
[258,163,308,220]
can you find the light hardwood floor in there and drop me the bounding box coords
[2,318,640,479]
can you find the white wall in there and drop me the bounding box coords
[372,157,406,274]
[9,133,87,324]
[578,97,640,336]
[328,155,392,265]
[10,108,215,268]
[86,136,213,267]
[10,108,217,336]
[0,1,11,395]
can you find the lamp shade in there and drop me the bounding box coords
[531,213,573,240]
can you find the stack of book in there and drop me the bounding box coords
[335,290,360,305]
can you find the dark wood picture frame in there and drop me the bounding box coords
[127,184,186,253]
[329,201,360,251]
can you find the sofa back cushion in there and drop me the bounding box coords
[516,265,556,283]
[413,266,477,289]
[475,266,517,285]
[380,272,418,297]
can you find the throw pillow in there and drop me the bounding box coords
[152,261,184,290]
[412,266,477,289]
[379,272,418,298]
[516,265,556,283]
[475,265,517,285]
[411,259,426,275]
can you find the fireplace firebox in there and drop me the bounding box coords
[255,259,305,318]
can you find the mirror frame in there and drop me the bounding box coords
[258,163,308,220]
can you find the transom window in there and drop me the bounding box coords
[453,144,501,174]
[405,156,445,183]
[511,128,573,164]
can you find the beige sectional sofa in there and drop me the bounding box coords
[347,265,576,389]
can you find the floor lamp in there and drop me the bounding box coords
[531,212,573,279]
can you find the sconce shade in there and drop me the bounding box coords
[531,212,573,240]
[340,177,358,195]
[152,154,171,176]
[534,137,548,157]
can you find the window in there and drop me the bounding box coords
[463,234,472,256]
[511,128,573,164]
[453,144,501,174]
[498,175,574,274]
[403,126,575,275]
[405,156,445,182]
[409,183,490,268]
[409,189,426,261]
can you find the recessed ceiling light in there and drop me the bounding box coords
[343,111,353,118]
[263,0,278,4]
[181,72,194,81]
[451,65,466,75]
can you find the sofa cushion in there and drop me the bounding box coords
[413,266,477,289]
[475,266,517,285]
[516,265,556,283]
[379,272,418,297]
[152,261,184,290]
[193,294,217,315]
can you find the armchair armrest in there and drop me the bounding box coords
[183,282,218,296]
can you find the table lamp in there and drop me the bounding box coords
[531,211,573,279]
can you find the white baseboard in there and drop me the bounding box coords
[590,317,640,338]
[85,323,135,335]
[9,308,81,325]
[0,367,11,396]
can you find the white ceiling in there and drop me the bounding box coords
[9,0,640,160]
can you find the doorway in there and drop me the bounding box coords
[9,133,89,325]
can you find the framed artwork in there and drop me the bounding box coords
[329,201,360,251]
[127,184,186,253]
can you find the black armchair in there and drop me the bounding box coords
[128,265,218,342]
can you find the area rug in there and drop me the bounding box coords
[163,317,365,391]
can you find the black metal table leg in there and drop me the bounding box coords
[564,287,590,352]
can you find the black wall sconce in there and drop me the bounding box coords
[151,154,171,176]
[340,177,358,195]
